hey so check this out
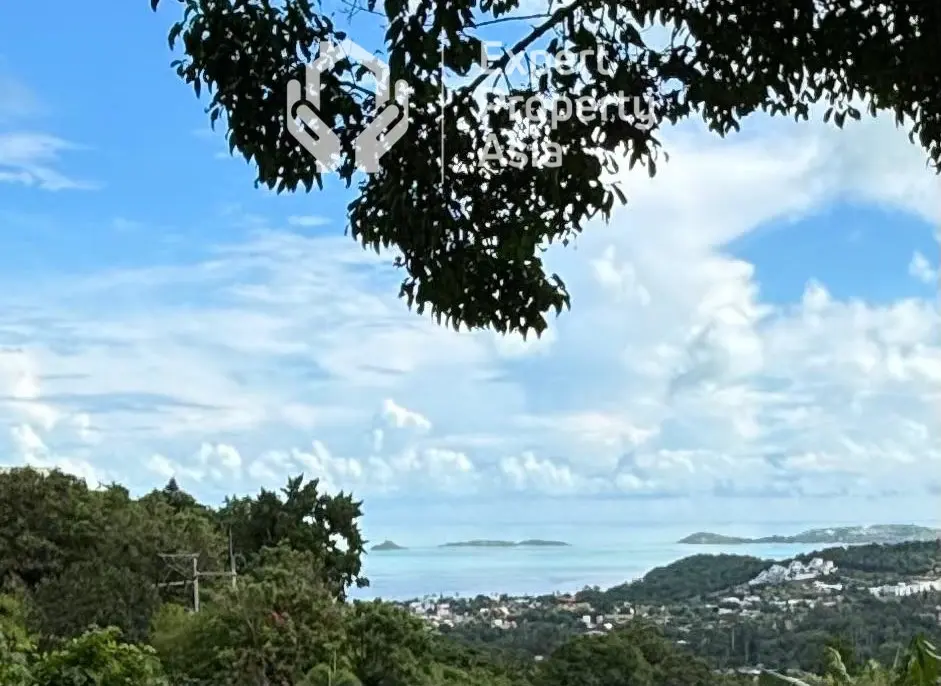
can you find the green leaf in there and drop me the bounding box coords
[168,23,182,49]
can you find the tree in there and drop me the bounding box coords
[147,602,214,684]
[344,600,434,686]
[218,474,367,600]
[299,663,363,686]
[537,631,655,686]
[533,624,717,686]
[0,468,97,588]
[149,478,202,514]
[149,0,941,336]
[0,594,35,686]
[820,636,861,680]
[761,634,941,686]
[29,558,160,642]
[32,627,168,686]
[150,543,348,686]
[0,468,228,641]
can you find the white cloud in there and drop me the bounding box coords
[11,423,45,454]
[379,398,431,431]
[491,327,557,358]
[0,74,95,190]
[287,215,330,227]
[0,104,938,516]
[908,251,938,284]
[7,423,101,486]
[0,349,60,430]
[147,454,181,480]
[500,452,579,495]
[146,443,243,483]
[0,133,96,190]
[243,420,476,496]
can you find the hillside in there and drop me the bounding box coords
[576,539,941,608]
[678,524,941,545]
[442,538,941,674]
[371,540,406,551]
[794,539,941,576]
[575,553,773,608]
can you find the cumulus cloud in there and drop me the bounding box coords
[0,103,938,517]
[146,442,244,483]
[500,452,583,495]
[7,422,101,487]
[379,398,432,432]
[242,403,476,496]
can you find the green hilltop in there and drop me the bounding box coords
[678,524,941,545]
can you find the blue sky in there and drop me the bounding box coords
[1,2,940,542]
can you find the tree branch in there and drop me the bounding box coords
[465,0,589,94]
[474,13,552,28]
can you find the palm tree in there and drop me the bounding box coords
[761,636,940,686]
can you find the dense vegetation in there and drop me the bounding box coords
[444,545,941,674]
[576,554,774,607]
[794,542,941,579]
[0,466,939,685]
[680,526,941,546]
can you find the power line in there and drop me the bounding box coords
[157,528,238,612]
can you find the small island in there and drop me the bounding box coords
[371,540,407,551]
[678,524,941,546]
[678,532,752,544]
[439,539,570,548]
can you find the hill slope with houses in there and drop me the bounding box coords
[399,540,941,672]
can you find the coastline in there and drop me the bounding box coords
[353,540,827,601]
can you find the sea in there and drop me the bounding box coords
[350,520,861,601]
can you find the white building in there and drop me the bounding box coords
[749,558,836,586]
[868,579,941,597]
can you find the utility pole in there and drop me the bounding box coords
[229,527,237,590]
[157,534,238,613]
[192,555,199,613]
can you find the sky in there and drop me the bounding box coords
[0,2,939,542]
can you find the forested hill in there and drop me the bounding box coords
[679,525,941,545]
[575,554,772,608]
[793,540,941,576]
[575,540,941,608]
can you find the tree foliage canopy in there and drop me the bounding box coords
[0,467,365,642]
[150,0,940,336]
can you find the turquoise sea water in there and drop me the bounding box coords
[351,539,835,600]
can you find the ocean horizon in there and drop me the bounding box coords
[351,520,874,600]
